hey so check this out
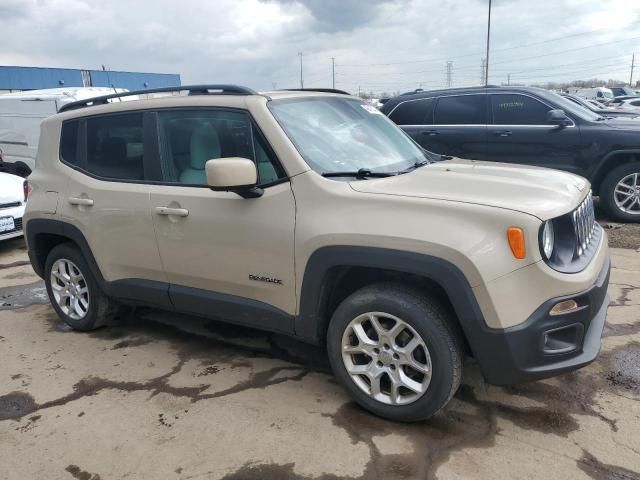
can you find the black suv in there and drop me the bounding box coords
[381,86,640,222]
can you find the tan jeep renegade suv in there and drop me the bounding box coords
[24,85,610,421]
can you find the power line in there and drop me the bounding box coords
[336,23,640,68]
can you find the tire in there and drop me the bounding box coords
[326,282,463,422]
[600,162,640,222]
[44,243,116,331]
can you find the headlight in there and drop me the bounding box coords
[541,221,554,259]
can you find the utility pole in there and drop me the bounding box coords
[507,73,511,86]
[358,85,361,97]
[446,61,453,88]
[331,57,335,89]
[630,53,635,86]
[485,0,492,86]
[298,52,304,88]
[480,58,486,85]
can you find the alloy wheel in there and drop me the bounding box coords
[614,172,640,215]
[50,258,90,320]
[341,312,432,405]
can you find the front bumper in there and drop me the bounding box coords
[474,255,610,385]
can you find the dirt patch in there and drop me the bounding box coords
[65,464,101,480]
[578,450,640,480]
[0,391,38,420]
[600,222,640,250]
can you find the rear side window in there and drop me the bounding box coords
[491,94,552,125]
[156,109,286,186]
[434,95,486,125]
[388,98,433,125]
[86,113,145,181]
[60,120,79,165]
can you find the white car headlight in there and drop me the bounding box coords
[542,221,554,259]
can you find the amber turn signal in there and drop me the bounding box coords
[507,227,526,259]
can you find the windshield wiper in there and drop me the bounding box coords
[322,168,395,179]
[399,159,429,174]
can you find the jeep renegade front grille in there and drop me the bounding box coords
[572,192,595,257]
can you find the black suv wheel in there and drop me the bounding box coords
[44,243,116,331]
[327,282,463,422]
[600,163,640,222]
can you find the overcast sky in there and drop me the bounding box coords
[1,0,639,95]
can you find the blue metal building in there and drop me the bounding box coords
[0,66,181,92]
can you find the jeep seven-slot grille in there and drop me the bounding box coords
[0,201,21,209]
[572,192,595,257]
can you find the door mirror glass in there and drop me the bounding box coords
[546,109,571,126]
[205,157,262,198]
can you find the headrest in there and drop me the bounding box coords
[190,126,221,170]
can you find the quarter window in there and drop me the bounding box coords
[434,95,486,125]
[86,113,145,180]
[388,98,433,125]
[157,109,285,186]
[490,94,553,125]
[60,120,79,165]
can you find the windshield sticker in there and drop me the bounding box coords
[360,104,383,115]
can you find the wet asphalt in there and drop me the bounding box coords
[0,235,639,480]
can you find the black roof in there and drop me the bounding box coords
[380,85,547,113]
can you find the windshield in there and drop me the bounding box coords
[268,97,427,174]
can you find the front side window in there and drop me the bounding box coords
[157,109,285,185]
[434,95,487,125]
[388,98,433,125]
[491,94,552,125]
[86,113,144,180]
[268,97,427,175]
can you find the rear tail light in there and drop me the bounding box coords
[23,180,31,203]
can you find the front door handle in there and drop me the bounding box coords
[155,206,189,217]
[68,197,94,206]
[421,130,440,136]
[494,130,513,137]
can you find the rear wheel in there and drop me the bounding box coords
[44,243,116,331]
[327,283,463,422]
[600,163,640,222]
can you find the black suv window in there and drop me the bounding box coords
[157,109,285,186]
[434,95,486,125]
[86,113,145,180]
[491,94,553,125]
[60,120,79,165]
[388,98,433,125]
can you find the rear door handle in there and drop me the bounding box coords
[421,130,440,136]
[155,206,189,217]
[68,197,94,206]
[494,130,513,137]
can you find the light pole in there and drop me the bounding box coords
[331,57,335,89]
[484,0,492,86]
[298,52,304,88]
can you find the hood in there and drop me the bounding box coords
[602,117,640,128]
[0,173,24,205]
[349,159,587,220]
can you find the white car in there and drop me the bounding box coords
[617,98,640,112]
[0,172,27,240]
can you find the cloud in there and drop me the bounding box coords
[0,0,638,94]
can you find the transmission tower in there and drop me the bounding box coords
[446,61,453,88]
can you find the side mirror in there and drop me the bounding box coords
[546,109,572,126]
[205,157,263,199]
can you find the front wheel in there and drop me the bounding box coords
[600,163,640,222]
[326,283,463,422]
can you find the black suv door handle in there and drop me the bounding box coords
[494,130,513,137]
[421,130,440,136]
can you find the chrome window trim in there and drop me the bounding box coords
[386,97,433,120]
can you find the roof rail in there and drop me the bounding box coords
[58,84,257,113]
[282,88,351,95]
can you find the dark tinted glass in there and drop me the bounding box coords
[491,94,552,125]
[60,120,79,165]
[388,98,432,125]
[434,95,486,125]
[86,113,144,180]
[157,109,285,185]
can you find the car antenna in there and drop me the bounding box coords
[103,65,122,102]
